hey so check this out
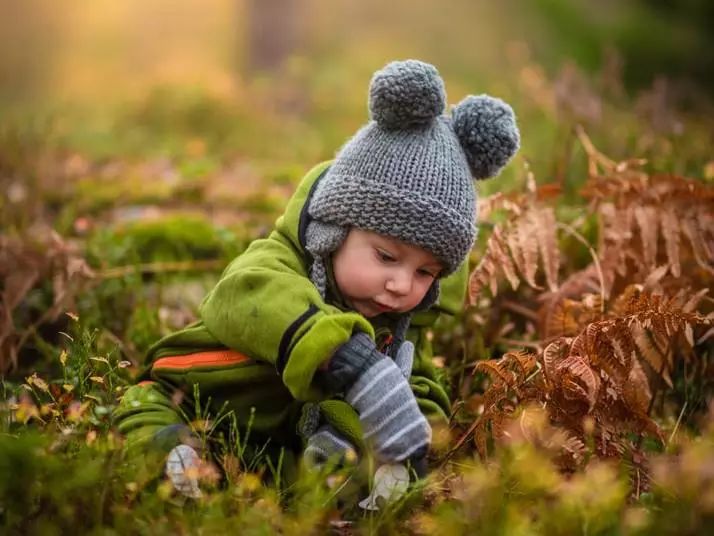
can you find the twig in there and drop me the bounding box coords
[501,300,539,322]
[575,124,617,173]
[667,401,688,447]
[495,337,542,350]
[441,413,485,466]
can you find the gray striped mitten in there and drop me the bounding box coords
[304,424,358,470]
[327,332,431,463]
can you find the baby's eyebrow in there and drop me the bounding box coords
[374,235,401,251]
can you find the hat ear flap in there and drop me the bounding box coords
[414,279,440,312]
[451,95,520,180]
[304,221,348,299]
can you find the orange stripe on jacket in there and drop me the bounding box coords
[152,349,251,371]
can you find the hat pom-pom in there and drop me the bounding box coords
[452,95,520,180]
[369,60,446,129]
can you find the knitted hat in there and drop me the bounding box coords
[305,59,519,342]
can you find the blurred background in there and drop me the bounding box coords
[1,0,712,169]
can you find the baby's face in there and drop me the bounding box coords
[331,229,443,318]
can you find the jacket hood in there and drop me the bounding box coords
[273,161,332,262]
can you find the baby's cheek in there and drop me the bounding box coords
[412,281,434,306]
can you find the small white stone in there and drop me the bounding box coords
[165,444,202,499]
[358,463,410,511]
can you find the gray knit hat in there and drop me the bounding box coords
[307,59,519,277]
[305,60,519,343]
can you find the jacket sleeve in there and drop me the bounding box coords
[406,258,469,421]
[199,230,374,403]
[113,381,186,454]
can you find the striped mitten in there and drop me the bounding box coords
[327,332,431,463]
[304,424,358,470]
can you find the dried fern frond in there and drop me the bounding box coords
[552,354,601,412]
[574,128,714,292]
[631,323,673,387]
[469,200,560,304]
[0,230,95,373]
[468,351,541,458]
[462,131,712,477]
[542,295,602,339]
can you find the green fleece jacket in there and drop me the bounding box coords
[114,161,467,462]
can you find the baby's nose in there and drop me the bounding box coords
[386,271,412,296]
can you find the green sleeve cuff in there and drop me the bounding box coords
[411,375,451,419]
[282,311,374,401]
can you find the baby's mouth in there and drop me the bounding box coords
[372,301,396,313]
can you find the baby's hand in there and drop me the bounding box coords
[328,333,431,463]
[304,424,359,470]
[393,340,414,379]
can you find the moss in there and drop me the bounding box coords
[74,175,175,213]
[110,214,234,264]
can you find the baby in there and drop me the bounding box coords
[113,59,519,498]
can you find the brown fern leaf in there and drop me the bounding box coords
[608,319,638,374]
[477,191,521,221]
[468,226,515,303]
[642,265,670,290]
[537,265,603,337]
[661,208,682,277]
[545,299,581,338]
[475,351,538,395]
[623,357,652,414]
[491,227,520,291]
[681,214,714,275]
[617,288,709,340]
[502,350,538,378]
[631,323,673,387]
[544,296,602,338]
[469,351,542,459]
[471,387,521,459]
[682,288,710,313]
[474,359,516,388]
[582,321,633,382]
[468,253,494,304]
[634,205,659,269]
[555,355,601,412]
[609,284,643,317]
[581,157,713,294]
[541,338,570,382]
[531,206,560,291]
[698,209,714,259]
[505,222,526,284]
[509,217,540,289]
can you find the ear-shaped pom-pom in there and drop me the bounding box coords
[452,95,520,180]
[369,60,446,129]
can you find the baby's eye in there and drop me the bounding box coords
[376,249,396,263]
[417,268,437,278]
